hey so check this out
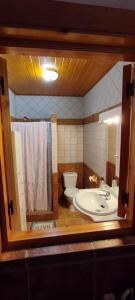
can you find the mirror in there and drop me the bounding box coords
[99,106,121,187]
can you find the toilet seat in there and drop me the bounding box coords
[64,187,78,198]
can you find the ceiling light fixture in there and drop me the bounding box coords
[42,64,58,81]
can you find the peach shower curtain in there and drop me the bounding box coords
[12,122,50,212]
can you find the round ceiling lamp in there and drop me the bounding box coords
[42,64,58,81]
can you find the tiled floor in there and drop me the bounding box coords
[28,204,94,231]
[56,204,93,227]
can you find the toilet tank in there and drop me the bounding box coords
[63,172,78,188]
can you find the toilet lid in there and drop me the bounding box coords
[64,188,78,198]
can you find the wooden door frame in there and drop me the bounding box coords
[1,0,135,58]
[1,1,135,251]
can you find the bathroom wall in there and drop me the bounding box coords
[9,61,129,188]
[9,62,130,120]
[83,122,108,179]
[58,125,83,196]
[9,89,16,116]
[9,91,83,119]
[58,125,83,163]
[83,61,130,117]
[108,125,117,165]
[83,61,129,181]
[9,90,84,196]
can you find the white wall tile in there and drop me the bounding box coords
[83,61,131,117]
[58,125,83,163]
[83,122,108,178]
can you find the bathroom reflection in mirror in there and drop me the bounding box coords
[3,53,126,231]
[99,106,121,187]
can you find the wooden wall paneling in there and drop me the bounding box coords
[0,258,28,300]
[83,104,121,125]
[126,66,135,223]
[83,163,100,189]
[58,163,83,199]
[0,57,19,232]
[1,1,135,45]
[94,243,135,299]
[2,238,135,299]
[26,211,56,223]
[106,161,116,187]
[58,119,83,125]
[0,28,135,51]
[28,253,94,300]
[0,229,2,252]
[52,173,59,219]
[0,110,11,250]
[83,113,99,125]
[118,65,132,218]
[1,38,135,63]
[0,154,8,251]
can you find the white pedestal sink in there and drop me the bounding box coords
[73,188,122,222]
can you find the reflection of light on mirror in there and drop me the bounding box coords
[99,106,121,125]
[103,116,120,125]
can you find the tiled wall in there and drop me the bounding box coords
[58,125,83,163]
[84,61,130,117]
[9,89,16,116]
[83,122,108,179]
[108,125,116,165]
[82,61,130,178]
[9,61,129,179]
[9,61,131,120]
[51,122,58,173]
[9,91,84,119]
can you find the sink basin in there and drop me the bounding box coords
[73,188,118,216]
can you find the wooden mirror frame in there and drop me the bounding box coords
[0,1,135,251]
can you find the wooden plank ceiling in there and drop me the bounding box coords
[1,54,118,96]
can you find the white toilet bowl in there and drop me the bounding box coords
[64,187,79,204]
[63,172,78,205]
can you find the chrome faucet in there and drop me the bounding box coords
[99,190,111,200]
[105,191,111,200]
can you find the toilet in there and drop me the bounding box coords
[63,172,78,205]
